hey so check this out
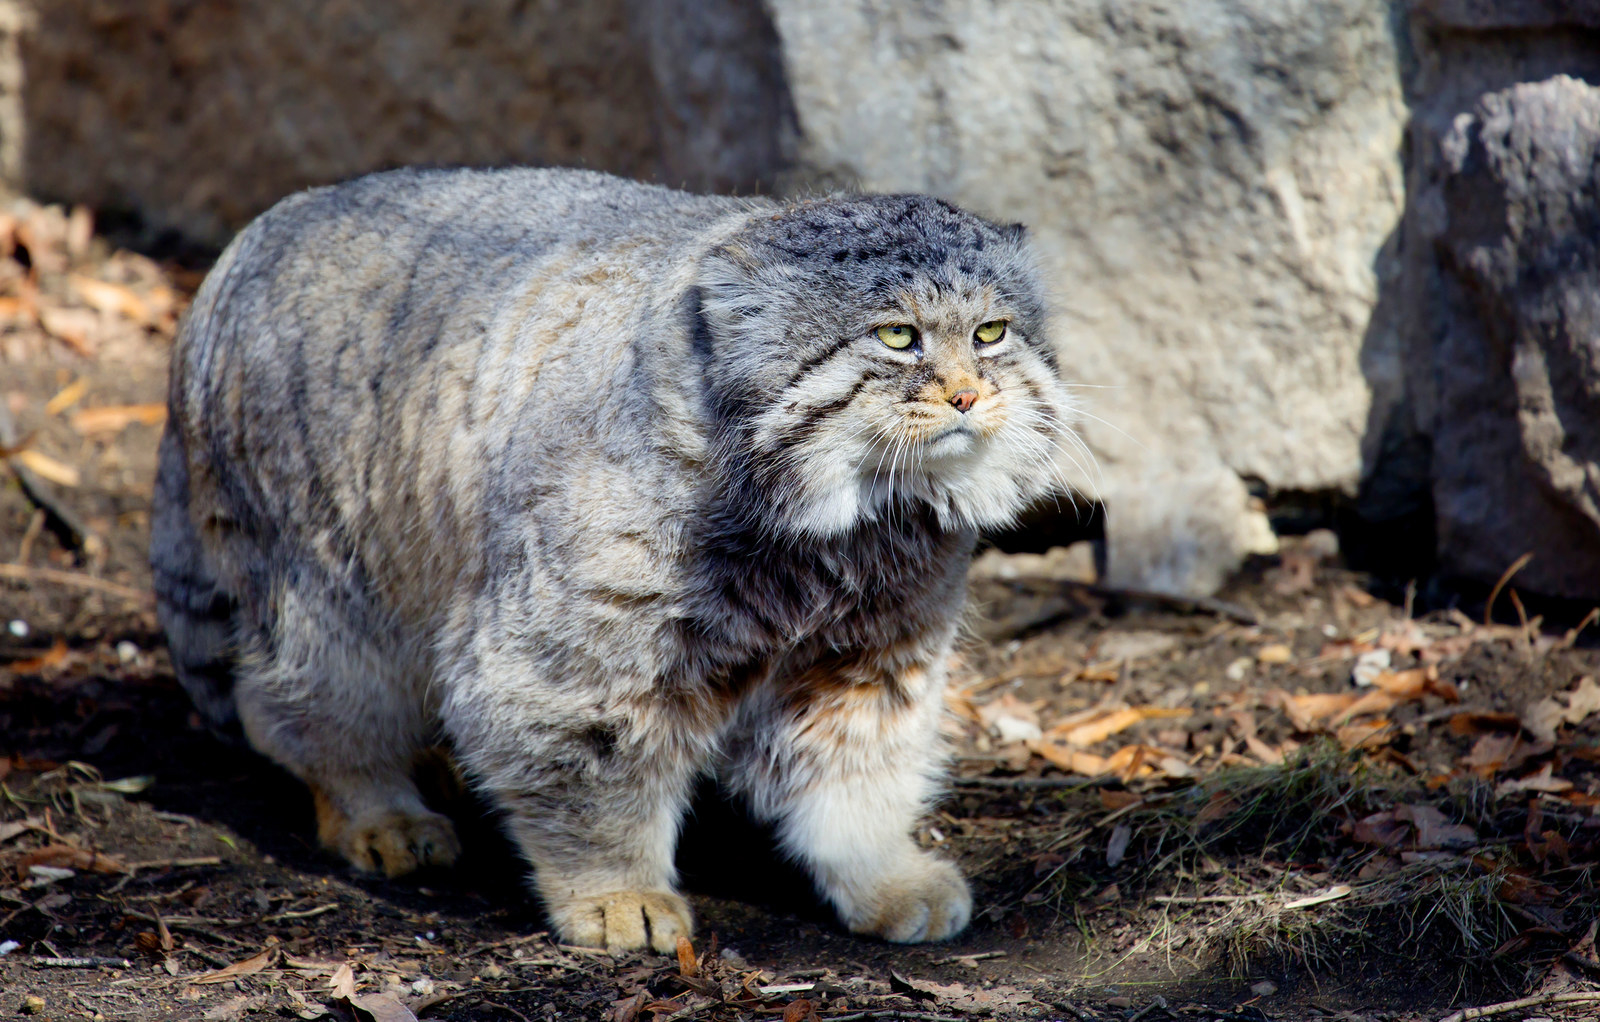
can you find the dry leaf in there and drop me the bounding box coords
[1193,792,1239,827]
[782,999,817,1022]
[1396,804,1477,849]
[69,275,152,325]
[44,378,87,416]
[1056,706,1190,746]
[5,639,70,673]
[1026,739,1107,776]
[1256,643,1293,664]
[38,306,97,356]
[343,993,418,1022]
[70,403,167,435]
[17,844,128,876]
[11,448,80,487]
[676,935,697,978]
[1335,717,1392,750]
[329,962,357,998]
[1448,711,1522,734]
[196,946,279,984]
[1277,691,1356,732]
[1496,764,1574,797]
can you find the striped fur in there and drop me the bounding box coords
[151,167,1078,951]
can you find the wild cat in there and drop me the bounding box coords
[151,167,1079,951]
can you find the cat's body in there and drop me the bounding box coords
[152,167,1077,951]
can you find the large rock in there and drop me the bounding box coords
[1411,75,1600,596]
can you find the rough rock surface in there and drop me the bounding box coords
[11,0,792,243]
[1413,75,1600,596]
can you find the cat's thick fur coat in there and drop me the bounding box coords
[152,167,1078,951]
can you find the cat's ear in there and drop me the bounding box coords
[999,222,1028,244]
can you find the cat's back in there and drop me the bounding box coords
[163,167,755,619]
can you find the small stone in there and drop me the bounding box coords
[116,640,139,664]
[1352,648,1391,687]
[411,978,435,996]
[1106,995,1133,1008]
[22,994,46,1015]
[481,964,505,980]
[7,619,27,638]
[1250,980,1278,997]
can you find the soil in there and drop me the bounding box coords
[1,201,1598,1022]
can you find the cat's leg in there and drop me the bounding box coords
[724,654,971,942]
[232,584,459,877]
[441,665,713,952]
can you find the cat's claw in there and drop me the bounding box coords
[551,890,694,953]
[841,855,972,943]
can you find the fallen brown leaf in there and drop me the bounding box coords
[782,999,817,1022]
[676,934,697,978]
[5,639,70,673]
[69,403,167,435]
[69,274,152,325]
[43,378,87,416]
[1055,706,1190,746]
[1027,739,1107,776]
[195,946,279,984]
[38,306,97,356]
[17,843,128,876]
[11,448,80,487]
[342,993,417,1022]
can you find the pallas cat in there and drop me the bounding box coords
[151,167,1079,951]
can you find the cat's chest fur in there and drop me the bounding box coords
[672,503,975,697]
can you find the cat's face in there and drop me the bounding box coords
[700,194,1081,538]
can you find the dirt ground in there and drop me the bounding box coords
[2,200,1598,1022]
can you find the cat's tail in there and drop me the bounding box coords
[150,426,245,739]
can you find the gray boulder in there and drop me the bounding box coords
[1415,75,1600,596]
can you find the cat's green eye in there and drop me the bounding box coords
[875,324,918,349]
[975,320,1008,344]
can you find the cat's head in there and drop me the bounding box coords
[697,193,1082,539]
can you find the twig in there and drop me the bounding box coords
[127,856,224,872]
[1128,996,1169,1022]
[479,1001,532,1022]
[823,1012,970,1021]
[952,775,1097,791]
[0,562,152,604]
[185,946,232,970]
[1484,551,1533,626]
[29,955,132,968]
[260,903,339,924]
[928,950,1007,965]
[1151,894,1269,905]
[1437,991,1600,1022]
[1085,583,1259,625]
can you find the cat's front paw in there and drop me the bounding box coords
[839,855,972,943]
[549,890,693,953]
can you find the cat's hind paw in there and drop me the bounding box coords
[549,890,693,953]
[313,789,461,877]
[842,855,972,943]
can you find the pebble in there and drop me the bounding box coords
[116,640,139,664]
[22,995,46,1015]
[7,619,27,638]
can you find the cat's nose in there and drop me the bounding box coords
[949,389,978,413]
